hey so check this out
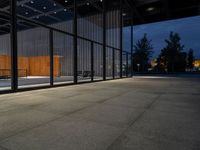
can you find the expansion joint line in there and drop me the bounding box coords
[106,93,163,150]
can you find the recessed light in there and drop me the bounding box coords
[54,11,57,14]
[25,12,29,15]
[64,8,67,11]
[146,7,155,11]
[30,1,34,4]
[65,0,68,3]
[53,3,56,6]
[43,6,46,9]
[122,13,127,16]
[86,2,90,5]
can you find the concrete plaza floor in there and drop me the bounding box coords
[0,76,200,150]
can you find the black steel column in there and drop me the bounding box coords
[49,29,54,86]
[120,0,123,78]
[103,0,106,81]
[131,11,134,76]
[112,48,115,79]
[91,42,94,81]
[73,0,78,84]
[11,0,18,91]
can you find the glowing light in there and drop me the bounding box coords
[146,7,155,11]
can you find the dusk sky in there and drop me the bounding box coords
[123,16,200,59]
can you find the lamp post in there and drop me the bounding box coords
[137,64,140,72]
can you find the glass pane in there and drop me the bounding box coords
[106,47,113,79]
[0,0,11,91]
[77,0,103,43]
[77,38,91,82]
[17,20,50,88]
[94,43,103,81]
[106,0,120,49]
[128,53,132,76]
[122,2,132,53]
[122,52,127,77]
[53,31,74,84]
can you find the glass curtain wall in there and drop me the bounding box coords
[0,0,11,91]
[122,1,132,77]
[16,0,74,88]
[77,0,103,82]
[0,0,130,93]
[106,0,121,79]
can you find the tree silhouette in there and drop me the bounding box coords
[132,34,153,72]
[158,32,186,72]
[187,49,194,71]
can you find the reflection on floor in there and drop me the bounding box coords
[0,76,104,90]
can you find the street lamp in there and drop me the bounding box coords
[137,64,140,72]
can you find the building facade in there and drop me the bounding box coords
[0,0,133,93]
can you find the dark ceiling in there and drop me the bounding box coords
[125,0,200,26]
[0,0,199,35]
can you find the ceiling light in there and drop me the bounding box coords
[30,1,34,4]
[65,0,68,3]
[25,12,29,15]
[54,11,57,14]
[86,2,90,5]
[64,8,67,11]
[43,6,46,9]
[122,13,127,16]
[146,7,155,11]
[53,3,56,6]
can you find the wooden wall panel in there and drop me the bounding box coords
[18,57,29,77]
[0,55,60,77]
[53,56,61,77]
[29,56,50,76]
[0,55,11,77]
[29,56,60,77]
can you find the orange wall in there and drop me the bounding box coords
[0,55,60,77]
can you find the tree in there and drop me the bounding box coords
[132,34,153,72]
[158,32,186,72]
[187,49,194,71]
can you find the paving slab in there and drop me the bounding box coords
[0,117,123,150]
[0,76,200,150]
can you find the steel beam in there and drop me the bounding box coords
[49,29,54,86]
[73,0,78,84]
